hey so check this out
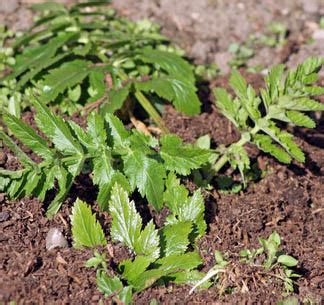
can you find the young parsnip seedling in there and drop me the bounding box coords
[212,57,324,183]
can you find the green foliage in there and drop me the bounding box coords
[240,231,299,295]
[70,199,106,248]
[0,98,211,216]
[1,1,200,130]
[72,183,208,301]
[109,184,160,259]
[212,58,324,180]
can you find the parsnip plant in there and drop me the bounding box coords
[71,183,208,303]
[0,1,200,133]
[0,97,211,217]
[211,57,324,182]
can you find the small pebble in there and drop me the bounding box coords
[46,228,68,251]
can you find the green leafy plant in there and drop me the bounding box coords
[0,97,211,217]
[0,1,200,132]
[71,183,208,302]
[211,57,324,183]
[240,231,299,295]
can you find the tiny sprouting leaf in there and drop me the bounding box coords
[278,255,298,267]
[70,198,107,248]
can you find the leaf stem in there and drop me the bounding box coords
[134,90,169,134]
[117,70,169,134]
[212,125,260,173]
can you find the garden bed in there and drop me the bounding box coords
[0,1,323,304]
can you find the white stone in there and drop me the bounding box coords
[46,228,68,251]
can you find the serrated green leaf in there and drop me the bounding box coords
[265,64,284,101]
[16,52,70,90]
[163,173,206,237]
[40,59,90,103]
[229,70,248,99]
[97,172,131,211]
[135,77,201,115]
[132,252,202,291]
[163,172,189,214]
[70,198,106,248]
[3,113,53,160]
[121,256,153,284]
[160,134,212,175]
[253,134,292,164]
[262,123,305,163]
[278,96,324,111]
[0,130,36,168]
[286,111,315,128]
[87,112,107,148]
[105,114,130,148]
[33,97,84,155]
[92,149,114,186]
[96,271,122,296]
[102,83,131,114]
[137,49,195,83]
[123,150,166,210]
[109,184,160,259]
[161,221,192,256]
[213,88,238,127]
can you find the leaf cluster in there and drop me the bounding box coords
[213,57,324,181]
[0,1,200,127]
[0,98,211,217]
[240,231,299,294]
[71,183,208,302]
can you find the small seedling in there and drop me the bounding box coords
[211,57,324,183]
[240,232,299,295]
[70,183,208,303]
